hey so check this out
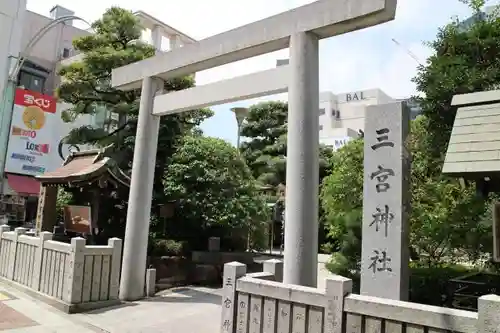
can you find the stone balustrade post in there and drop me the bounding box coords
[324,275,352,333]
[32,231,52,290]
[108,238,122,300]
[7,227,26,280]
[0,225,10,277]
[64,237,86,304]
[0,224,9,247]
[478,294,500,333]
[220,261,246,333]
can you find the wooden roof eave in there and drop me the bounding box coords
[443,91,500,178]
[442,170,500,180]
[35,144,130,187]
[36,162,110,185]
[36,160,130,188]
[107,168,131,188]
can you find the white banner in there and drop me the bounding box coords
[4,89,88,176]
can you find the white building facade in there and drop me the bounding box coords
[0,2,195,224]
[319,88,395,150]
[274,60,412,151]
[0,0,26,94]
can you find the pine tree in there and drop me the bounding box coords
[57,7,212,206]
[56,7,212,238]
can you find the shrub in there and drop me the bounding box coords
[409,264,473,306]
[149,239,188,257]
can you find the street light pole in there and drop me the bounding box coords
[230,107,248,150]
[230,106,249,249]
[10,15,91,81]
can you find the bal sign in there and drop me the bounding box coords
[4,89,56,176]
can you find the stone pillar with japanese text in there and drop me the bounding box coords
[36,185,58,233]
[360,101,411,301]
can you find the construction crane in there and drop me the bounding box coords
[391,38,423,66]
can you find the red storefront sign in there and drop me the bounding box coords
[13,89,56,113]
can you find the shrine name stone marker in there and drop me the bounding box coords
[360,101,410,301]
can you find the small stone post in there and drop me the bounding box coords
[263,259,284,282]
[478,294,500,333]
[324,275,352,333]
[0,225,9,276]
[0,224,9,246]
[146,268,156,297]
[208,237,220,252]
[220,261,246,333]
[32,231,52,290]
[64,237,86,304]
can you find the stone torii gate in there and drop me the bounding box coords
[111,0,397,301]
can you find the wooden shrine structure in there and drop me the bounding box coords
[34,145,130,235]
[442,90,500,196]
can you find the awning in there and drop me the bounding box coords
[6,174,40,196]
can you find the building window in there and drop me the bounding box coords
[276,59,289,67]
[93,104,108,128]
[319,125,323,131]
[319,108,325,115]
[332,109,340,119]
[62,48,71,58]
[18,71,46,93]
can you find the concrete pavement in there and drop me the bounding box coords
[73,287,223,333]
[70,258,334,332]
[0,285,103,332]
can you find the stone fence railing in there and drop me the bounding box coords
[0,225,122,313]
[221,260,496,333]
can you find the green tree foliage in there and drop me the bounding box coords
[56,7,212,237]
[321,116,492,277]
[458,0,485,12]
[413,0,500,156]
[57,7,212,207]
[409,117,491,265]
[163,136,270,250]
[323,1,500,275]
[241,101,287,187]
[55,188,73,222]
[240,101,334,249]
[320,139,363,273]
[240,101,333,188]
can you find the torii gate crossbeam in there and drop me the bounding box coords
[112,0,397,301]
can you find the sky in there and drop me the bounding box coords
[26,0,498,145]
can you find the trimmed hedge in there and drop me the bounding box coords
[327,262,475,307]
[409,265,472,305]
